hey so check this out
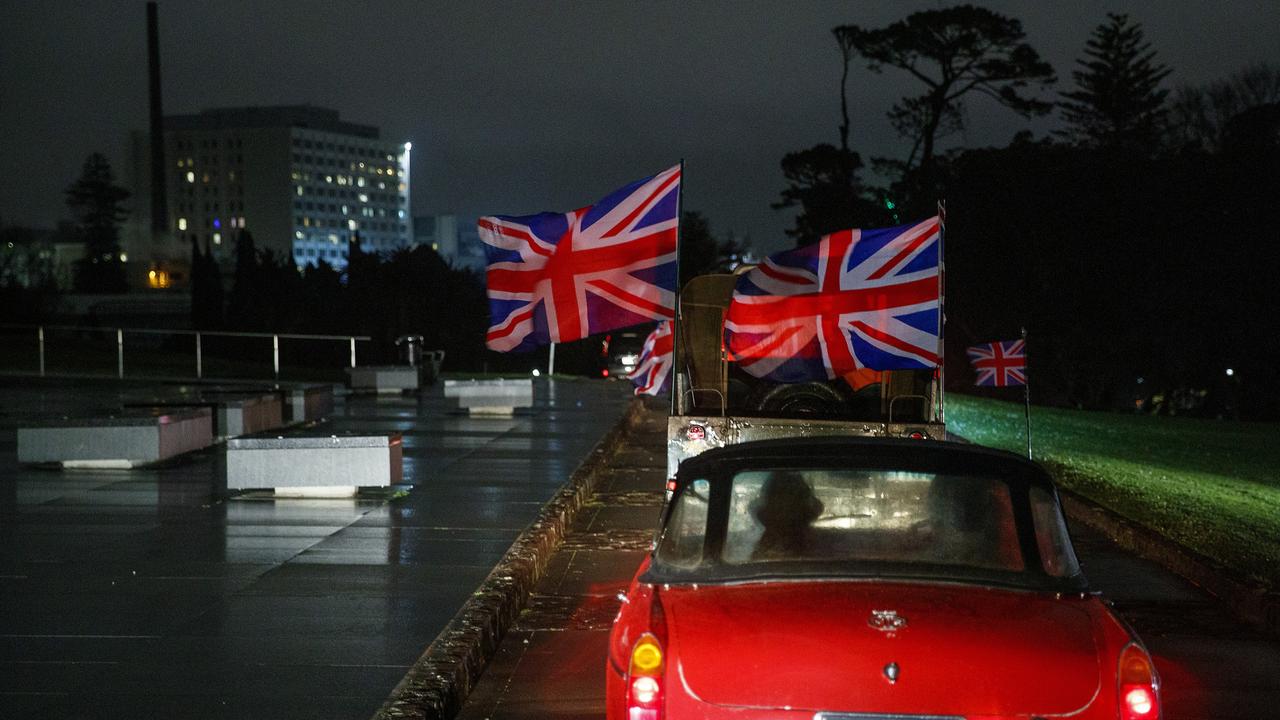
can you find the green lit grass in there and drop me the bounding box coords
[948,394,1280,587]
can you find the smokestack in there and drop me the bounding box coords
[147,2,167,240]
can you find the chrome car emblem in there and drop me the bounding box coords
[883,661,900,684]
[868,609,907,632]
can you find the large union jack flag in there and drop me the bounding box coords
[479,165,681,352]
[967,339,1027,387]
[627,320,674,396]
[724,217,942,382]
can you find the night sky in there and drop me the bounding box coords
[2,1,1277,253]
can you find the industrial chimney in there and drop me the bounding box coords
[146,1,167,240]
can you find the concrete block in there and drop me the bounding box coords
[346,366,422,394]
[125,393,283,440]
[443,379,534,416]
[225,432,403,493]
[18,408,214,468]
[278,384,335,423]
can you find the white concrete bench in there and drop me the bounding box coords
[17,407,214,468]
[126,393,283,440]
[443,378,534,416]
[346,366,422,394]
[277,383,335,423]
[225,432,403,497]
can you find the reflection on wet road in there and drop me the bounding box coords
[0,377,631,719]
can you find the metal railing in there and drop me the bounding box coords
[4,324,371,381]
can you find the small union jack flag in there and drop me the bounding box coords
[479,165,681,352]
[723,217,942,382]
[967,340,1027,387]
[627,320,674,396]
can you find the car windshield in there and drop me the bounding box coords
[652,466,1083,590]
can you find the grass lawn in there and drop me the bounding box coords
[947,394,1280,588]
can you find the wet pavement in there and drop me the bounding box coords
[456,403,1280,720]
[0,376,632,720]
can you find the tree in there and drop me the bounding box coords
[1170,62,1280,151]
[678,211,746,286]
[189,237,223,330]
[1058,13,1171,150]
[226,229,259,328]
[774,144,888,246]
[65,153,130,293]
[837,5,1055,196]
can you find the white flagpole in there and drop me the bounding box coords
[937,200,946,425]
[548,342,556,376]
[1022,326,1032,459]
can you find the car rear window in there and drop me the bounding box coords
[656,466,1083,589]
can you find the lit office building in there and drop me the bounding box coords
[130,105,410,276]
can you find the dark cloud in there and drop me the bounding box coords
[2,1,1277,252]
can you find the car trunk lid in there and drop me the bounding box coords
[664,580,1100,716]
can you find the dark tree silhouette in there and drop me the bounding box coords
[189,238,224,330]
[774,144,889,246]
[1058,13,1171,150]
[65,153,130,293]
[1170,62,1280,151]
[226,229,259,328]
[678,211,745,287]
[837,5,1055,197]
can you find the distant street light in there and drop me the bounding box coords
[1226,368,1235,377]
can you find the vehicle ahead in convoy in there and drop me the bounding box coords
[667,273,945,482]
[608,437,1161,720]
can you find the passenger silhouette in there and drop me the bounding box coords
[749,472,824,559]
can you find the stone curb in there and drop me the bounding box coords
[1059,487,1280,639]
[371,396,647,720]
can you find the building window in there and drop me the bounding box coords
[177,217,187,231]
[186,171,195,183]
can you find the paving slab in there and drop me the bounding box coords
[0,376,632,720]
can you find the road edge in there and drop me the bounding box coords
[1059,486,1280,639]
[371,396,646,720]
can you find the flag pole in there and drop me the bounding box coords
[1022,326,1032,460]
[936,199,946,425]
[671,159,685,415]
[548,342,556,376]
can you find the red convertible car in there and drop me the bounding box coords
[607,437,1161,720]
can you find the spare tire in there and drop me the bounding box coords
[751,381,850,416]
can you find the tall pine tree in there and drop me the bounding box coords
[1059,13,1171,150]
[65,153,130,293]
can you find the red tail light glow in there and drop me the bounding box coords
[626,632,664,720]
[1118,643,1160,720]
[602,369,610,378]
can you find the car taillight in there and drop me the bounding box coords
[602,368,610,378]
[1118,643,1160,720]
[626,632,664,720]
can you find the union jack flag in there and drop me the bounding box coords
[479,165,681,352]
[627,320,674,396]
[724,217,941,382]
[967,340,1027,387]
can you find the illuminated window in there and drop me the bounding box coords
[431,242,439,251]
[238,217,246,229]
[201,173,210,183]
[329,234,339,244]
[356,177,366,187]
[119,253,128,262]
[186,171,195,183]
[295,231,304,240]
[325,175,333,183]
[348,219,357,230]
[358,193,368,203]
[177,217,188,231]
[213,233,222,244]
[303,217,310,227]
[341,205,348,215]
